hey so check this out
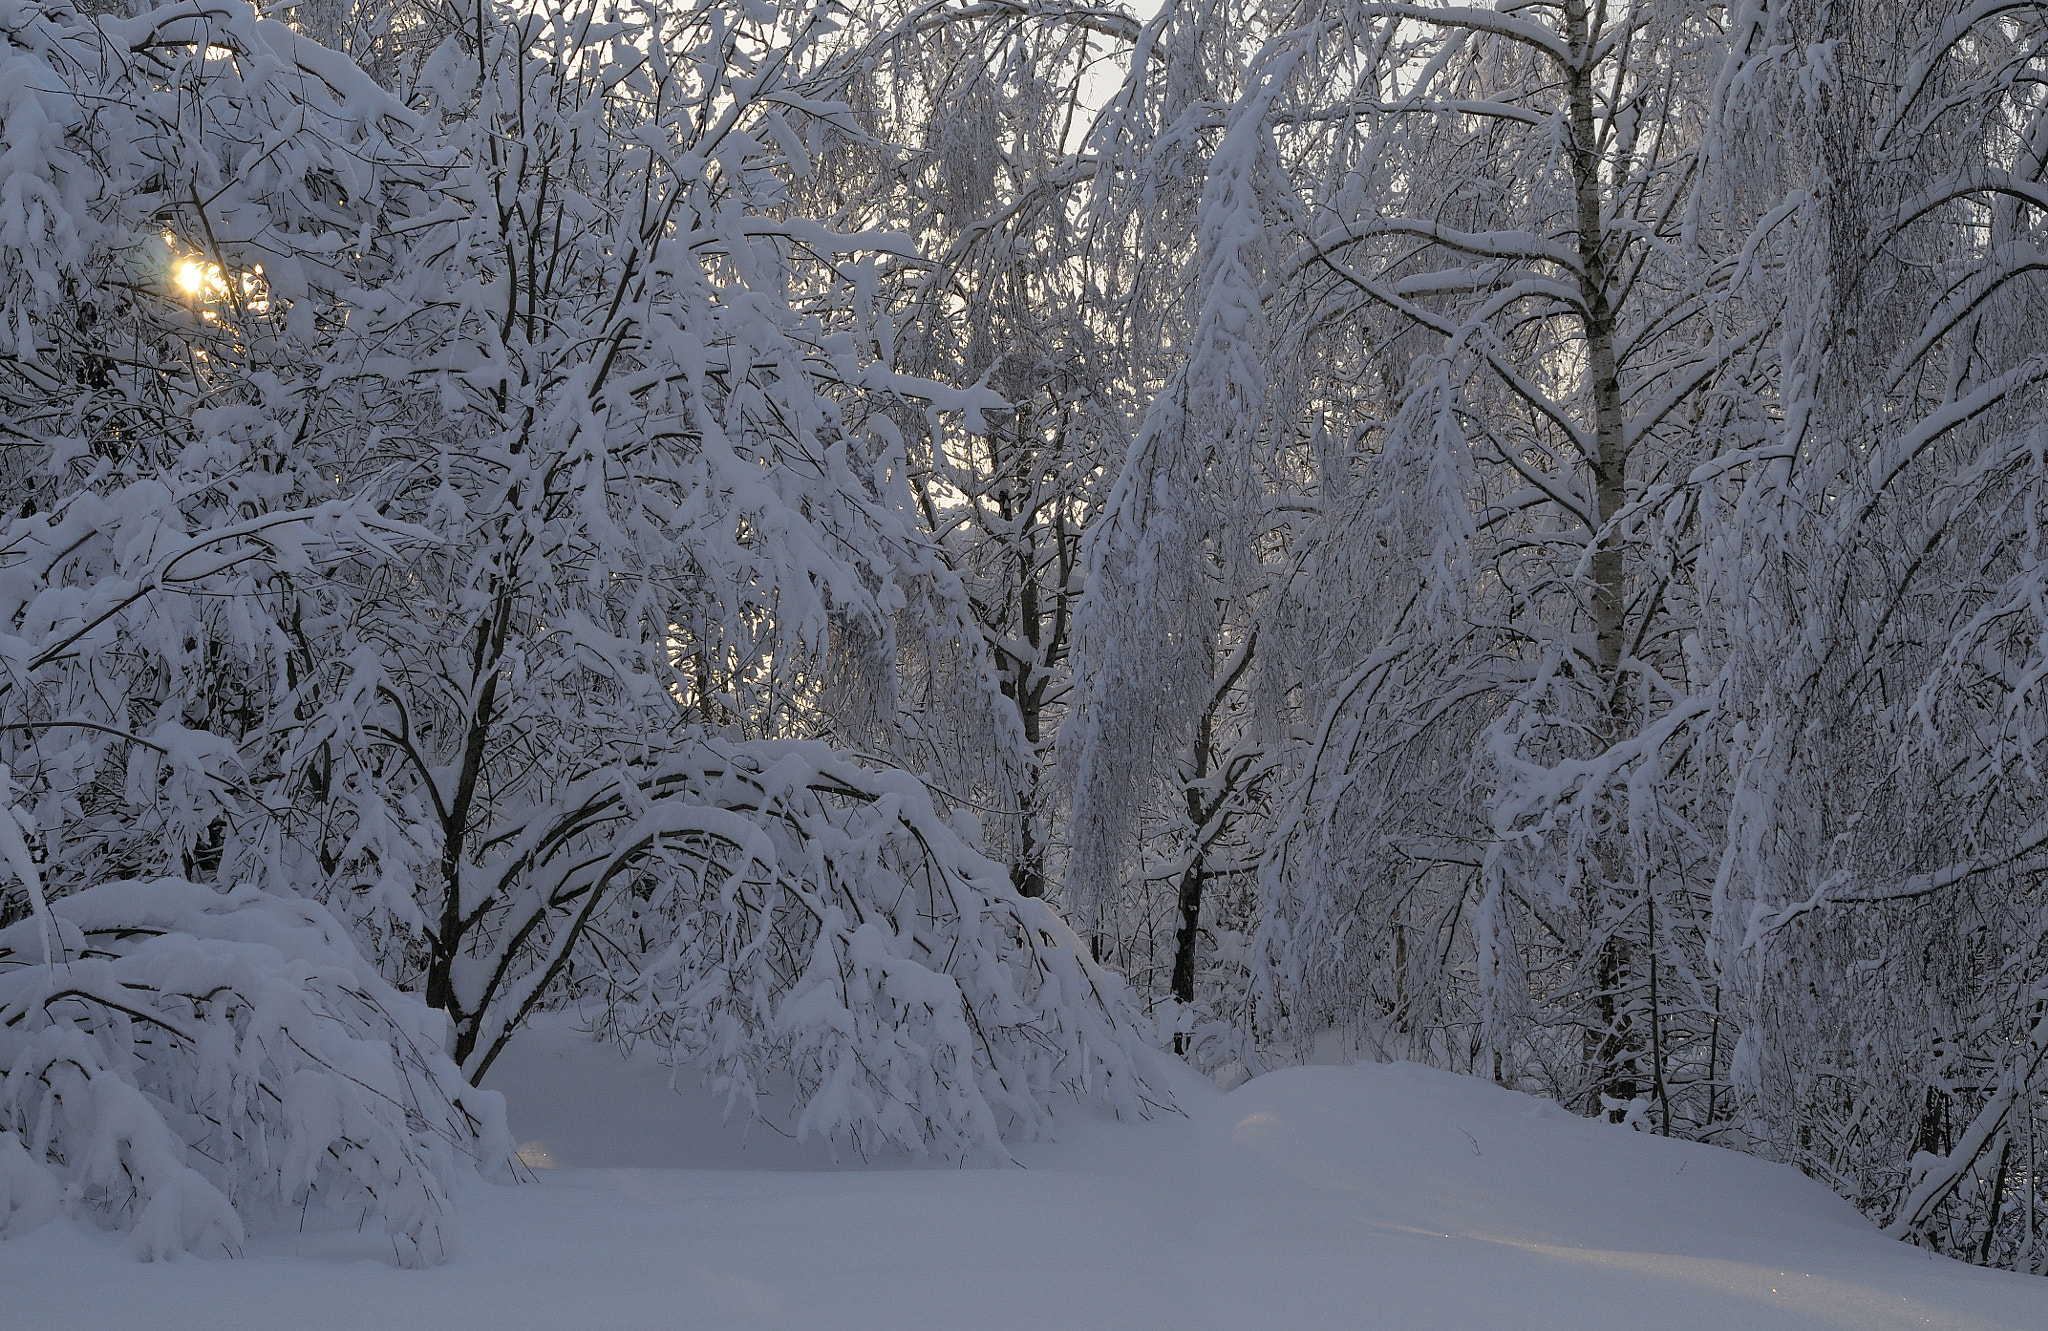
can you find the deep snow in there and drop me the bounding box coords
[4,1016,2039,1329]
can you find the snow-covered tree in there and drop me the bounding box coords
[1077,0,1766,1117]
[0,0,517,1258]
[1085,0,2048,1271]
[831,1,1143,903]
[0,0,1161,1259]
[1701,0,2048,1271]
[1061,1,1302,1056]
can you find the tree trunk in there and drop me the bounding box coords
[1564,0,1640,1119]
[424,585,513,1066]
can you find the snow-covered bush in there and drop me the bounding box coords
[0,879,512,1262]
[576,741,1155,1158]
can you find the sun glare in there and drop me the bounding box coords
[175,260,213,295]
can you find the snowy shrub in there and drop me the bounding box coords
[0,880,513,1262]
[575,742,1156,1159]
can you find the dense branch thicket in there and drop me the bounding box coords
[1061,0,2048,1276]
[0,0,2043,1276]
[0,0,1155,1258]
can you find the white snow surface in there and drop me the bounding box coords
[4,1015,2037,1329]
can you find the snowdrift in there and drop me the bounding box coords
[7,1018,2036,1329]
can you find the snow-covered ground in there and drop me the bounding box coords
[6,1017,2039,1329]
